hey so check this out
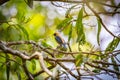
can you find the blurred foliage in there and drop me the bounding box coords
[0,0,56,80]
[0,0,120,80]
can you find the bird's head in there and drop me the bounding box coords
[54,32,59,36]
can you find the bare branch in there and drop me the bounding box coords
[86,62,120,75]
[92,60,120,66]
[57,62,78,79]
[45,57,75,62]
[32,52,53,77]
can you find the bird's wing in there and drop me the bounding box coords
[55,36,64,44]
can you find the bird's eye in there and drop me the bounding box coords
[54,33,56,36]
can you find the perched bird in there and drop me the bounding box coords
[54,32,67,51]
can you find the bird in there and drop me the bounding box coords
[54,32,67,51]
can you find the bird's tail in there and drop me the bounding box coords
[62,43,67,51]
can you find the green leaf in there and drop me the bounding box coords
[105,37,120,52]
[57,17,72,30]
[6,54,10,80]
[41,40,52,48]
[111,57,119,72]
[16,71,21,80]
[65,5,77,18]
[97,19,101,45]
[76,7,85,44]
[14,25,22,40]
[17,24,29,40]
[27,0,33,8]
[6,26,12,41]
[68,24,73,42]
[75,53,83,66]
[31,59,36,71]
[92,69,100,73]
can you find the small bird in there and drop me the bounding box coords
[54,32,67,51]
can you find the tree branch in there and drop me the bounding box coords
[0,41,30,60]
[22,60,34,80]
[32,52,53,77]
[92,60,120,66]
[86,62,120,75]
[85,1,120,39]
[33,65,55,77]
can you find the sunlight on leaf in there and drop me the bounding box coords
[27,13,45,27]
[26,13,45,40]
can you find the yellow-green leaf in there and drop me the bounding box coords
[75,53,83,66]
[76,7,85,44]
[31,59,36,71]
